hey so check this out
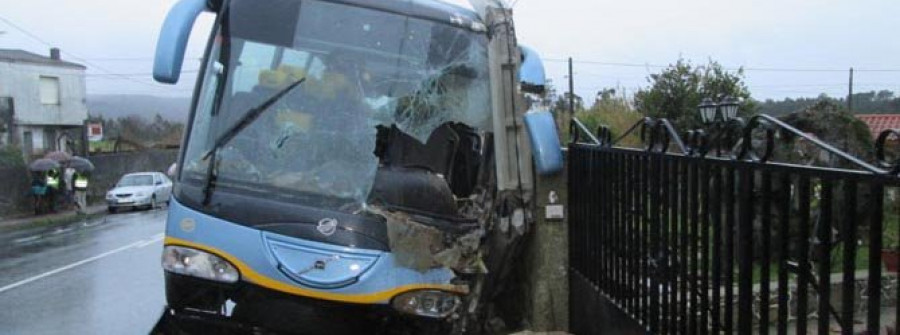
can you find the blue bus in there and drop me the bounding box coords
[152,0,562,333]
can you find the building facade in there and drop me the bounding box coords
[0,48,87,158]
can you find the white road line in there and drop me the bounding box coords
[137,234,164,248]
[52,226,75,235]
[13,235,41,244]
[0,238,150,294]
[83,220,102,228]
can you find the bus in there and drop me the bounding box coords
[151,0,562,333]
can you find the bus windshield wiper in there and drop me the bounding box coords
[201,78,306,206]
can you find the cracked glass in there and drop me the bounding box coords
[180,0,491,214]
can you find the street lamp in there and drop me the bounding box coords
[696,96,742,156]
[698,97,740,124]
[698,98,718,125]
[719,96,740,121]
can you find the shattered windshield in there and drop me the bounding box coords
[181,0,491,214]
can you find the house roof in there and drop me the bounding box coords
[856,114,900,139]
[0,49,86,70]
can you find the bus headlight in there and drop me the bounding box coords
[162,245,240,283]
[391,290,460,319]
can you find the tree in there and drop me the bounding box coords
[758,90,900,116]
[577,87,643,147]
[633,59,754,131]
[552,92,585,115]
[778,99,873,166]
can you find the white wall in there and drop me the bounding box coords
[0,62,87,127]
[16,125,46,154]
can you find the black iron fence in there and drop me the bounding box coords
[568,115,900,334]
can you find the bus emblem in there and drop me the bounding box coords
[317,218,338,236]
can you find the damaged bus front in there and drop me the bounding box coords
[152,0,562,333]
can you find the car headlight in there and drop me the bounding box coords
[162,245,240,283]
[106,192,114,199]
[135,191,147,197]
[391,290,460,319]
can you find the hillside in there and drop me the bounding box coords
[87,94,192,123]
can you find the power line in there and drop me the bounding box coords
[79,56,203,62]
[85,70,200,77]
[544,57,900,73]
[0,14,185,91]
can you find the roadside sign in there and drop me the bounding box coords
[87,123,103,142]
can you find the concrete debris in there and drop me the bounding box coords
[368,206,485,273]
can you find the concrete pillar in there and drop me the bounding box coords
[524,153,569,331]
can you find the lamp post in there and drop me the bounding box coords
[698,96,741,156]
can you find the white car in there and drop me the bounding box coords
[106,172,173,213]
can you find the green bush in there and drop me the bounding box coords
[575,101,645,148]
[0,146,24,168]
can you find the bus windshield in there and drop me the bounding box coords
[180,0,491,214]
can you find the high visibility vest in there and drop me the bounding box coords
[46,175,60,188]
[74,176,88,189]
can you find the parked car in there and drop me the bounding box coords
[106,172,173,213]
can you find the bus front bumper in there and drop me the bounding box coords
[156,272,451,335]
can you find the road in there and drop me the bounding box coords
[0,208,167,334]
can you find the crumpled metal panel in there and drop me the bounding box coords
[368,207,485,273]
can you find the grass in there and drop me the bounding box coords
[89,140,116,153]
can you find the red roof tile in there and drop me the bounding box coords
[856,114,900,139]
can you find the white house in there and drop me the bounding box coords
[0,48,88,157]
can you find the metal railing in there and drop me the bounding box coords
[568,115,900,334]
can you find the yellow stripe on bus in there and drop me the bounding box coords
[164,236,469,304]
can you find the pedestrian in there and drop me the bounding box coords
[73,171,89,215]
[45,168,60,213]
[30,172,47,215]
[64,167,75,209]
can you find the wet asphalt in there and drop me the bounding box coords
[0,208,168,334]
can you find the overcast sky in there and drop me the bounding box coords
[1,0,898,101]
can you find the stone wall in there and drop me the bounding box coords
[746,272,897,330]
[87,149,178,200]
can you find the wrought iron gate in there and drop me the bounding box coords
[568,115,900,334]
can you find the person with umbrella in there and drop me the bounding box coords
[44,151,72,209]
[72,171,89,214]
[45,168,60,213]
[28,158,60,214]
[64,167,75,208]
[30,171,47,215]
[68,157,94,215]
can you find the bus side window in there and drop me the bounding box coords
[232,41,277,94]
[281,49,309,69]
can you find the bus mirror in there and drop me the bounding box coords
[153,0,210,84]
[518,45,546,95]
[524,110,563,175]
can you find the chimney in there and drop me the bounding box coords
[50,48,60,61]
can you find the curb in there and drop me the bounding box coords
[0,205,108,233]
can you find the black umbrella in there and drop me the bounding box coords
[44,151,72,162]
[68,156,95,172]
[29,158,60,172]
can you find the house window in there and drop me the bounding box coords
[39,76,60,105]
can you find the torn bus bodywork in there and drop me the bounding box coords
[151,0,561,334]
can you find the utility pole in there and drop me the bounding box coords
[847,68,854,114]
[568,57,574,115]
[843,67,853,154]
